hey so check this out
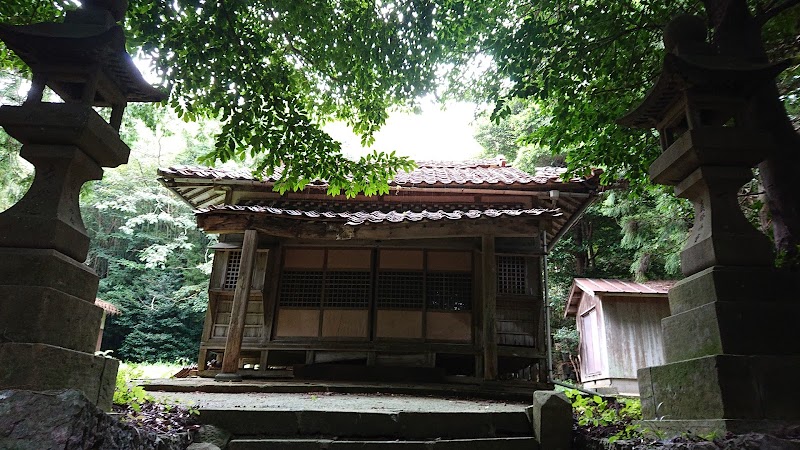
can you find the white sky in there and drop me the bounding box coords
[325,99,485,161]
[132,57,487,162]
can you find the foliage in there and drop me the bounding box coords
[84,105,213,363]
[0,71,32,210]
[474,97,565,169]
[113,363,153,412]
[598,188,691,281]
[112,363,199,439]
[84,158,210,362]
[485,0,800,186]
[0,0,511,196]
[563,388,642,443]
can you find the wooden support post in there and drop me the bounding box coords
[482,235,498,380]
[216,229,259,381]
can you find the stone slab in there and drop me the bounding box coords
[398,412,494,439]
[638,355,800,422]
[0,343,118,411]
[0,248,99,301]
[200,410,300,436]
[530,390,572,450]
[298,410,400,438]
[662,300,800,362]
[0,285,102,353]
[667,266,797,314]
[201,409,531,440]
[0,103,130,167]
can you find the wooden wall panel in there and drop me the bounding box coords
[379,250,423,270]
[209,251,229,289]
[275,309,320,337]
[322,310,369,338]
[284,249,325,269]
[251,251,270,290]
[327,249,372,269]
[376,310,423,339]
[427,251,472,272]
[426,311,472,341]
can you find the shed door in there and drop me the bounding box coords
[580,308,602,376]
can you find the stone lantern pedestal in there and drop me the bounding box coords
[619,15,800,436]
[0,1,164,411]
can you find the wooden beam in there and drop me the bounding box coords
[197,212,542,239]
[482,235,498,380]
[217,229,259,380]
[261,244,282,343]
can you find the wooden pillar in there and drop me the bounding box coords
[482,235,498,380]
[216,229,259,381]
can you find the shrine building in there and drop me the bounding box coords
[158,158,600,381]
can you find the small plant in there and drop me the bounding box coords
[113,364,153,412]
[563,389,642,443]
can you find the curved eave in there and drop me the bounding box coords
[0,24,166,103]
[617,53,789,129]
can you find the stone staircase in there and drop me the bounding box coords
[200,409,540,449]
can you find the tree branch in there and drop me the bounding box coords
[756,0,800,26]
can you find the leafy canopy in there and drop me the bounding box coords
[485,0,800,185]
[0,0,513,195]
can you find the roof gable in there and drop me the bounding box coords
[564,278,675,317]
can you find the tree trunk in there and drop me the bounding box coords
[703,0,800,263]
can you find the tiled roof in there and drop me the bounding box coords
[159,160,579,187]
[198,205,559,226]
[564,278,676,317]
[95,298,121,315]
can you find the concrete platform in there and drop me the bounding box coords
[141,377,545,403]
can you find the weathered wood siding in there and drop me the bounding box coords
[601,295,670,380]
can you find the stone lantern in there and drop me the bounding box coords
[618,15,800,435]
[0,0,164,410]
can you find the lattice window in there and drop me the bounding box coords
[223,251,242,289]
[279,271,323,307]
[323,271,371,308]
[376,272,424,309]
[498,256,527,295]
[427,272,472,311]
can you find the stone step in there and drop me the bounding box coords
[200,409,532,440]
[228,437,539,450]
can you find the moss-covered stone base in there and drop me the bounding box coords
[638,355,800,424]
[0,342,118,411]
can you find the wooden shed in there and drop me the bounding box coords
[159,158,600,381]
[565,278,674,395]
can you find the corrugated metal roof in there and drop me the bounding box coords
[158,161,580,188]
[574,278,675,296]
[564,278,675,318]
[198,205,560,226]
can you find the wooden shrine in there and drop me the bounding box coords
[159,158,601,381]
